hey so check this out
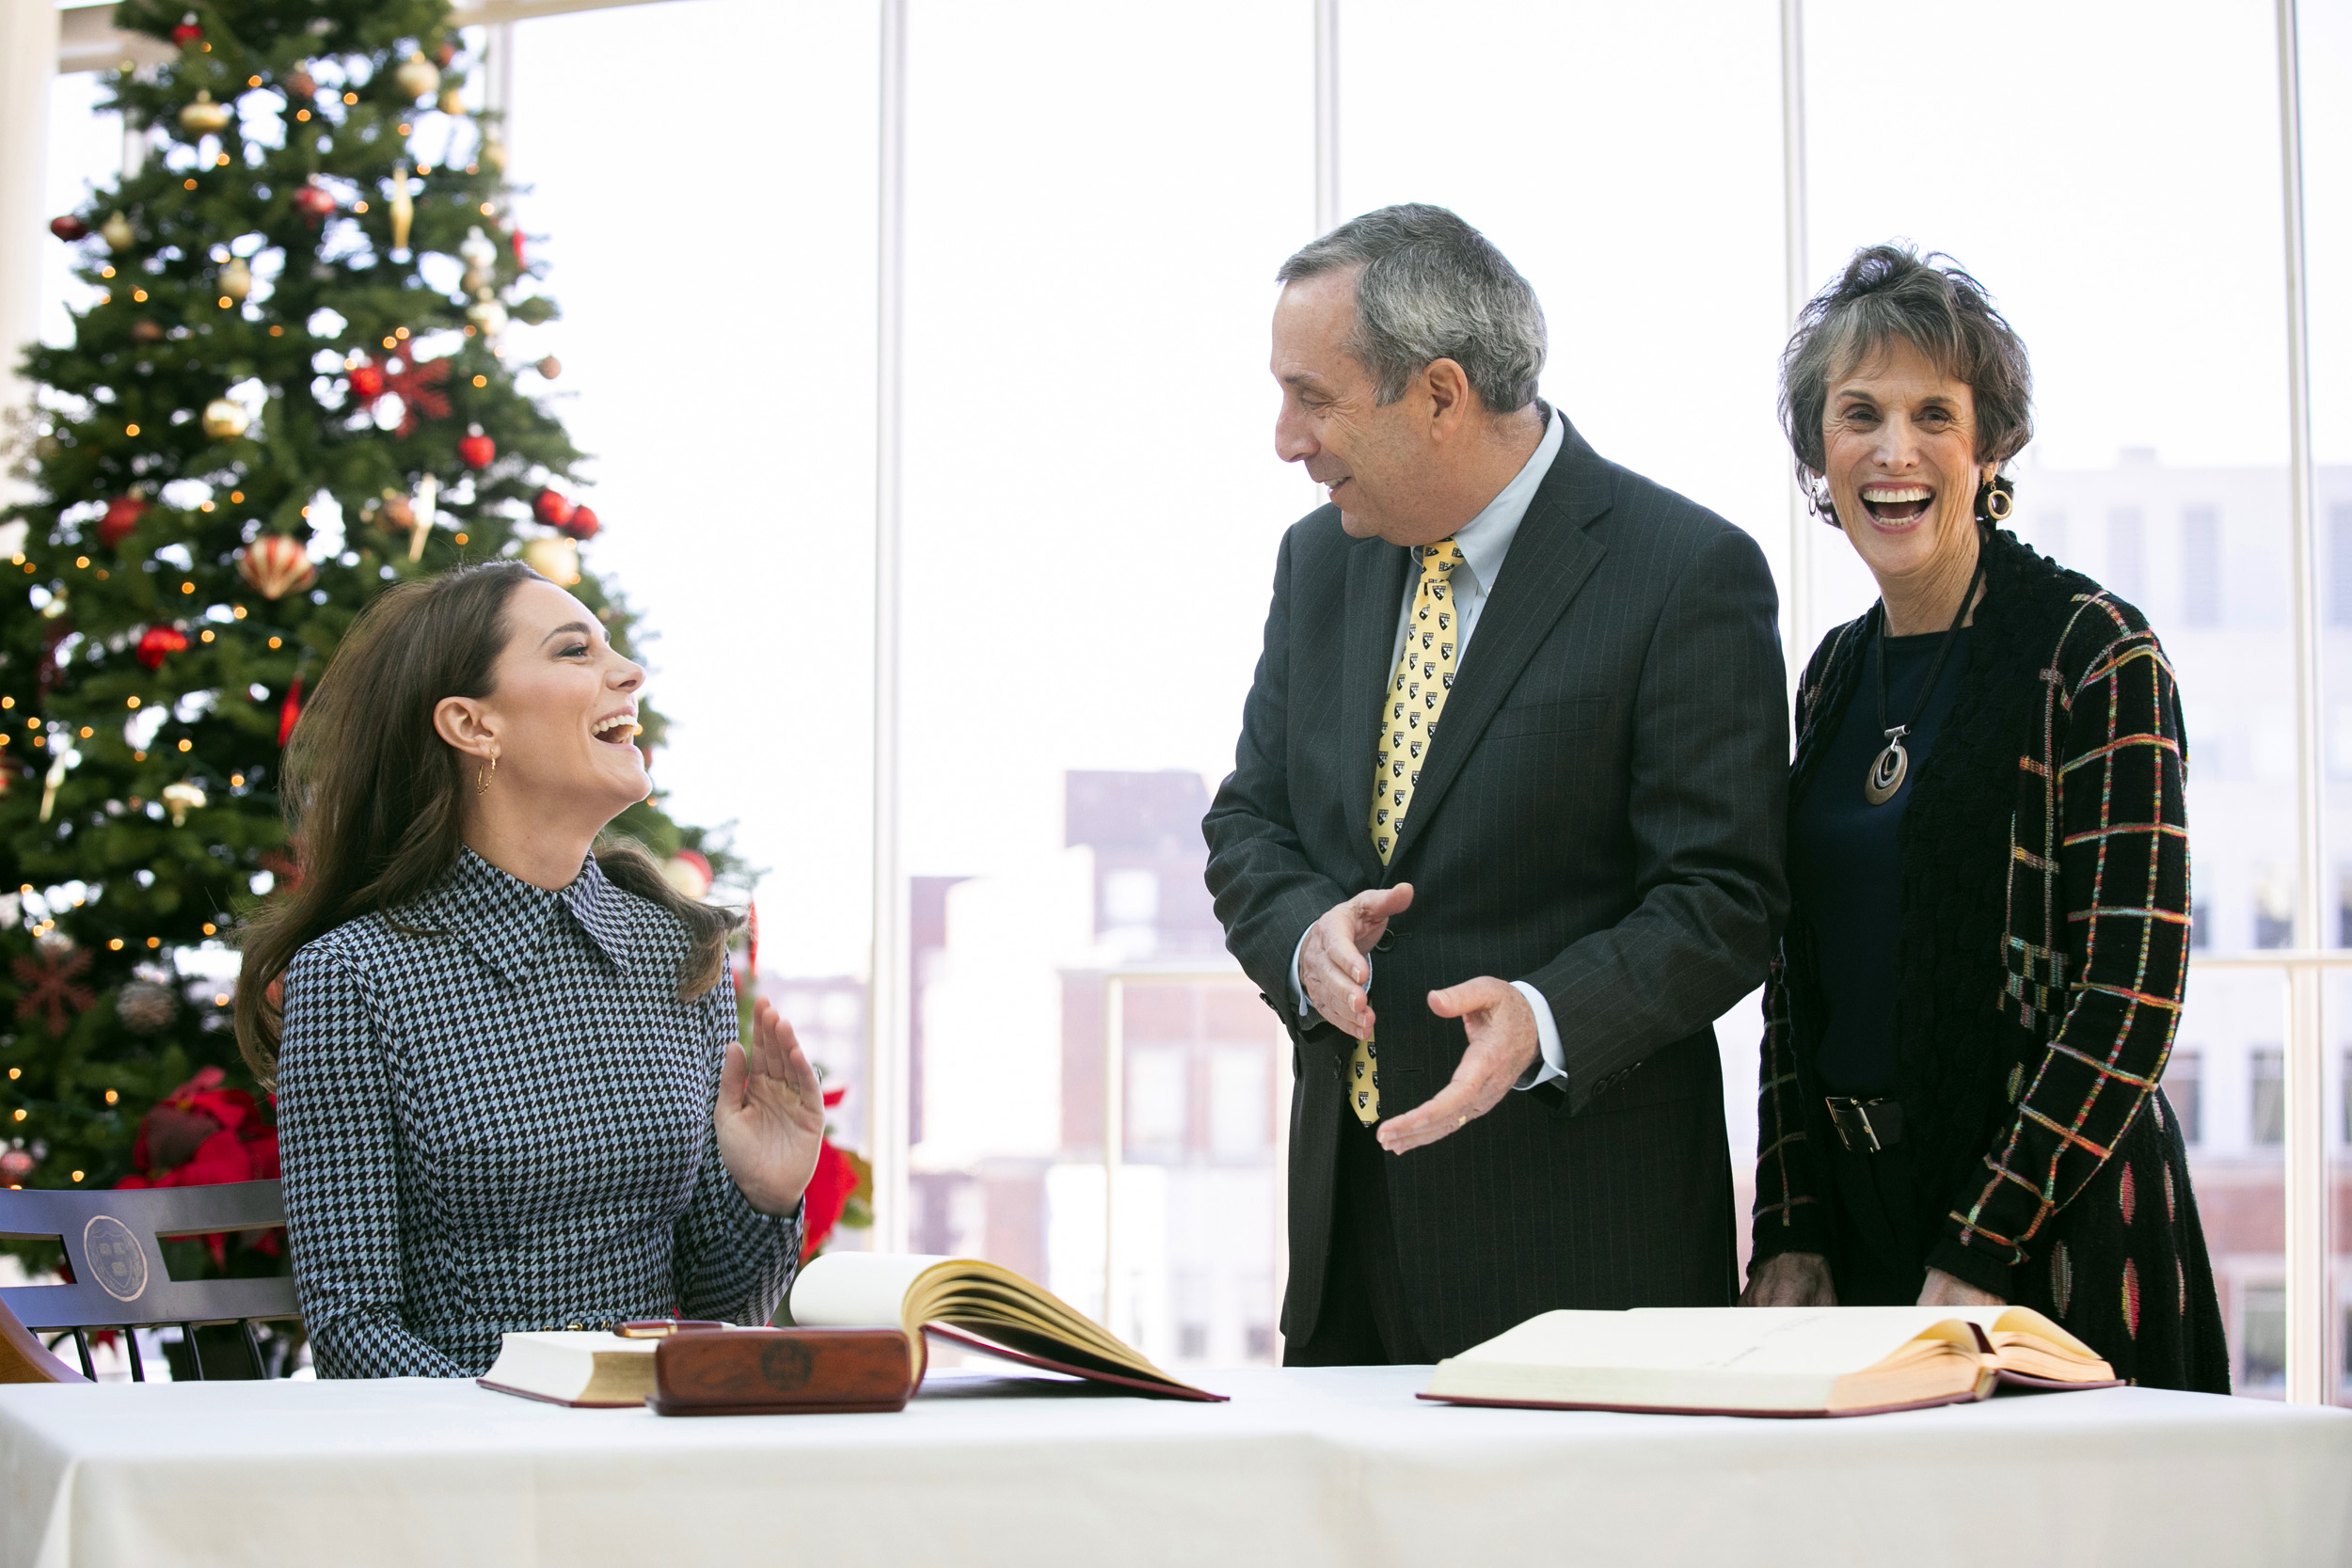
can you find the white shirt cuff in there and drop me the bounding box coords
[1511,980,1565,1089]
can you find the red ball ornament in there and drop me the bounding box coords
[457,433,496,469]
[348,363,387,399]
[97,495,147,549]
[532,487,574,528]
[562,505,600,542]
[135,626,189,671]
[171,13,202,44]
[291,183,338,222]
[49,215,88,243]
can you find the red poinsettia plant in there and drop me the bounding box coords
[116,1066,283,1271]
[803,1085,872,1256]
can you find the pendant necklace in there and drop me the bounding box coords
[1864,555,1987,807]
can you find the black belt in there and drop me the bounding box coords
[1825,1096,1903,1153]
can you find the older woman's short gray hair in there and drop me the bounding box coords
[1779,245,2034,498]
[1278,204,1546,415]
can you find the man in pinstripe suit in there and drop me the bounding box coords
[1205,206,1788,1364]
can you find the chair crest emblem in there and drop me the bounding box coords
[83,1214,149,1302]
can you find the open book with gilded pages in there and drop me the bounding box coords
[788,1253,1226,1402]
[1421,1306,2121,1418]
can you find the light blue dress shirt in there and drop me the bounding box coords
[1290,407,1569,1091]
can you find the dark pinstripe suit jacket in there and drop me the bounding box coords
[1204,418,1789,1358]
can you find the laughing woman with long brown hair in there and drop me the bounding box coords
[236,562,820,1378]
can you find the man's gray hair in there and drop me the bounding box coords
[1277,204,1546,414]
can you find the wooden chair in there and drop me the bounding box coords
[0,1180,298,1383]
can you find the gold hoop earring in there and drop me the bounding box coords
[476,751,497,795]
[1975,474,2015,527]
[1976,472,2013,526]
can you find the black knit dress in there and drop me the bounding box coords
[1751,526,2230,1392]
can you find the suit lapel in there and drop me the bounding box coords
[1342,535,1411,884]
[1382,420,1614,877]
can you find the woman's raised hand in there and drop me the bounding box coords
[714,999,828,1218]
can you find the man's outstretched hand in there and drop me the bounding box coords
[1299,884,1414,1038]
[1375,976,1540,1154]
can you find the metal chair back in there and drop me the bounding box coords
[0,1180,297,1381]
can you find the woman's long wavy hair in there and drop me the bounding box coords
[234,561,739,1085]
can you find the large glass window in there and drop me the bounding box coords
[496,0,2338,1384]
[884,0,1311,1366]
[2302,0,2352,1407]
[20,0,2344,1392]
[501,0,884,1116]
[40,71,122,353]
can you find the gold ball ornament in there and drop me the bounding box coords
[394,51,442,101]
[378,488,417,531]
[161,780,208,828]
[178,90,232,135]
[100,212,135,252]
[200,398,249,439]
[482,131,508,172]
[466,290,508,337]
[519,536,580,586]
[458,225,498,293]
[438,87,466,116]
[219,255,253,302]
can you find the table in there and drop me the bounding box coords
[4,1366,2348,1568]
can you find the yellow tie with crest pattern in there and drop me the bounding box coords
[1350,539,1464,1124]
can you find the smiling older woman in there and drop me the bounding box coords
[236,562,821,1377]
[1740,245,2228,1391]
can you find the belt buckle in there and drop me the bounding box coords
[1826,1096,1883,1154]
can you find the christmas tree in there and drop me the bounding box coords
[0,0,726,1272]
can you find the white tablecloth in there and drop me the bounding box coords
[3,1366,2348,1568]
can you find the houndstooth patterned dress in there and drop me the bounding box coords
[275,849,802,1378]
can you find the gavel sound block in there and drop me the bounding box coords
[648,1327,914,1416]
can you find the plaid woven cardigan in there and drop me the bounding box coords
[1751,527,2228,1390]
